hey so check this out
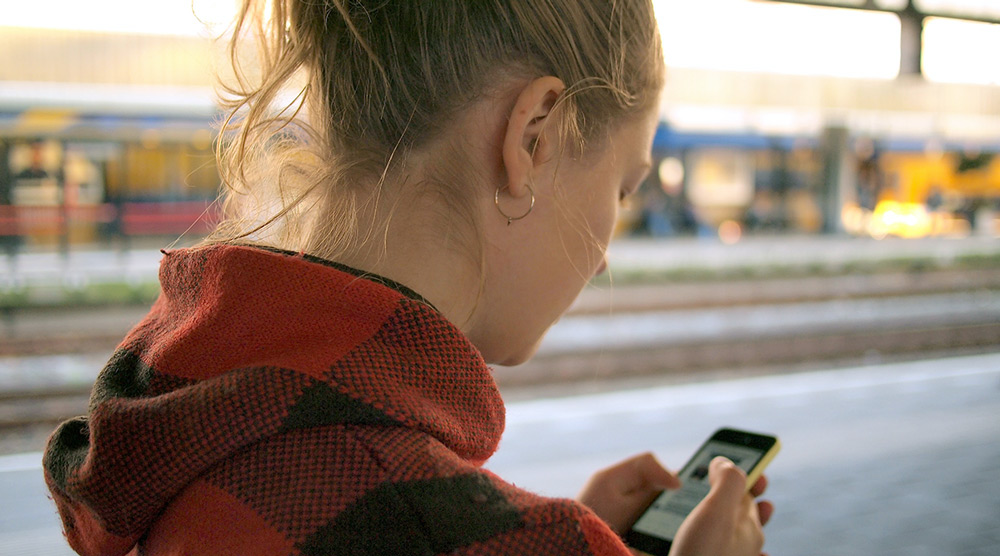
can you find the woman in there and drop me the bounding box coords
[44,1,772,554]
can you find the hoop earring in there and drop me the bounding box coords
[494,184,535,226]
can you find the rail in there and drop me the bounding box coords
[2,272,998,450]
[0,387,90,430]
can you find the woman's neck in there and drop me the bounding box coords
[326,177,487,339]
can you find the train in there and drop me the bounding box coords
[2,92,999,251]
[622,126,1000,241]
[0,88,220,250]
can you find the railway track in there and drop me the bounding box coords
[0,388,89,427]
[501,319,1000,390]
[2,269,998,453]
[4,267,999,356]
[0,387,90,456]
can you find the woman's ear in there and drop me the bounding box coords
[501,76,566,199]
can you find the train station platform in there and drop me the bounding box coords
[3,234,999,292]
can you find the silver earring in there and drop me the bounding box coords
[494,184,535,225]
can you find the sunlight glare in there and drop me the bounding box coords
[653,0,900,79]
[3,0,237,36]
[922,17,1000,85]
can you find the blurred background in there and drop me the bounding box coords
[1,0,998,555]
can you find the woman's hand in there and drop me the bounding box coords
[669,457,774,556]
[578,452,681,535]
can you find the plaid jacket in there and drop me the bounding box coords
[44,245,630,555]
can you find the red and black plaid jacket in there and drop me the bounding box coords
[43,244,630,555]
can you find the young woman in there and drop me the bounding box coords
[44,1,773,554]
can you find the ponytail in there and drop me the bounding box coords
[209,0,663,257]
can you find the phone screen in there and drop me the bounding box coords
[630,439,767,541]
[626,428,779,555]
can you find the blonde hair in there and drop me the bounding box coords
[210,0,664,260]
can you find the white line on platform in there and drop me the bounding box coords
[504,351,1000,426]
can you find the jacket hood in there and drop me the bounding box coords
[43,244,505,556]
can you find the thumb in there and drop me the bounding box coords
[706,456,747,506]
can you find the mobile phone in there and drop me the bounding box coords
[624,427,781,556]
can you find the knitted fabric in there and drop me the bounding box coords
[43,244,630,556]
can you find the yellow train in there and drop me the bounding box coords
[849,148,999,238]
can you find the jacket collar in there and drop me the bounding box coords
[44,244,505,555]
